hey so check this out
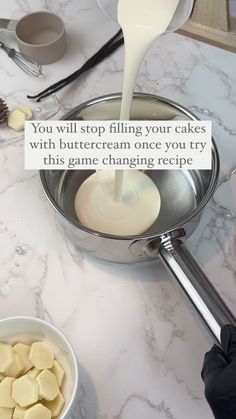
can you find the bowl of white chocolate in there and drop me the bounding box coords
[0,316,79,419]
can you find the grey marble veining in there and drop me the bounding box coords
[0,0,236,418]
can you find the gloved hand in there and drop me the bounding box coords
[201,324,236,419]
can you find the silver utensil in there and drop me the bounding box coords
[0,40,43,77]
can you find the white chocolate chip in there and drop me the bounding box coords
[49,360,65,388]
[8,109,26,132]
[27,369,40,380]
[13,405,27,419]
[15,105,32,120]
[43,392,65,417]
[7,353,24,378]
[29,342,54,370]
[0,377,16,408]
[13,344,33,374]
[36,370,59,401]
[12,376,38,407]
[0,406,14,419]
[25,403,51,419]
[0,344,14,374]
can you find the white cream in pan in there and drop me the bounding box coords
[75,170,161,235]
[75,0,180,235]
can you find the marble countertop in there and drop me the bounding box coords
[1,1,236,418]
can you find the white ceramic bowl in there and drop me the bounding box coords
[0,316,79,418]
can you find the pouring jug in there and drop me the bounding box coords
[97,0,194,33]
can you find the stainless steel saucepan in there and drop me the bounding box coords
[40,93,236,343]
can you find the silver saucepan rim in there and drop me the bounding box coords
[40,93,220,241]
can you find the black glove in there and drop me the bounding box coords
[201,324,236,419]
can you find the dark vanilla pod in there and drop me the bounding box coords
[0,98,8,123]
[27,30,124,103]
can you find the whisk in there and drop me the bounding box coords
[0,40,43,77]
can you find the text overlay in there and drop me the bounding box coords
[25,120,212,170]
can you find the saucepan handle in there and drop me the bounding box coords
[154,239,236,343]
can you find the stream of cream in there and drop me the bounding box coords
[114,0,180,201]
[75,0,180,235]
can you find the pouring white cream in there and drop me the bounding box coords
[75,0,180,236]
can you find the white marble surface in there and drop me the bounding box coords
[1,1,236,418]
